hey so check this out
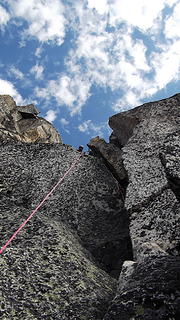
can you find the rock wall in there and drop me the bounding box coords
[88,94,180,319]
[109,94,180,258]
[0,93,180,319]
[0,140,132,319]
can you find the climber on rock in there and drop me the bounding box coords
[78,145,84,152]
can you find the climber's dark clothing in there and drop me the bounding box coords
[78,145,84,152]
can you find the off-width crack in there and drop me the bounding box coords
[87,150,133,279]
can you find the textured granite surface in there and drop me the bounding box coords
[0,141,131,319]
[103,93,180,319]
[1,93,180,319]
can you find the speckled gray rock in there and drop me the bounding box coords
[109,93,180,147]
[109,93,180,257]
[0,141,132,319]
[87,136,127,182]
[104,256,180,320]
[1,93,180,320]
[0,95,62,143]
[104,93,180,319]
[160,131,180,201]
[0,218,116,320]
[129,189,179,260]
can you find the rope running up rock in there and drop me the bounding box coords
[0,152,83,254]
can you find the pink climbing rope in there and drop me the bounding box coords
[0,152,83,254]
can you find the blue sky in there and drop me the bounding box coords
[0,0,179,149]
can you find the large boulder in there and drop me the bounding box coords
[0,95,61,143]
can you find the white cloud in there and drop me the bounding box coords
[66,0,180,113]
[35,47,43,58]
[78,120,92,133]
[60,118,70,133]
[108,0,177,31]
[165,2,180,39]
[30,0,180,115]
[0,79,24,104]
[150,41,180,90]
[51,76,77,106]
[35,74,91,115]
[8,66,24,80]
[76,33,109,64]
[44,109,57,123]
[18,40,26,48]
[113,37,180,112]
[60,118,69,126]
[113,90,142,112]
[78,120,105,137]
[87,0,108,15]
[0,0,177,124]
[64,17,150,110]
[0,5,10,26]
[30,64,44,80]
[8,0,66,44]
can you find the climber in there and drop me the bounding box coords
[78,145,84,152]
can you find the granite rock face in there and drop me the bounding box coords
[0,141,132,319]
[160,131,180,202]
[0,95,61,143]
[109,94,180,256]
[1,219,116,320]
[87,136,127,183]
[0,93,180,319]
[103,93,180,319]
[104,256,180,320]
